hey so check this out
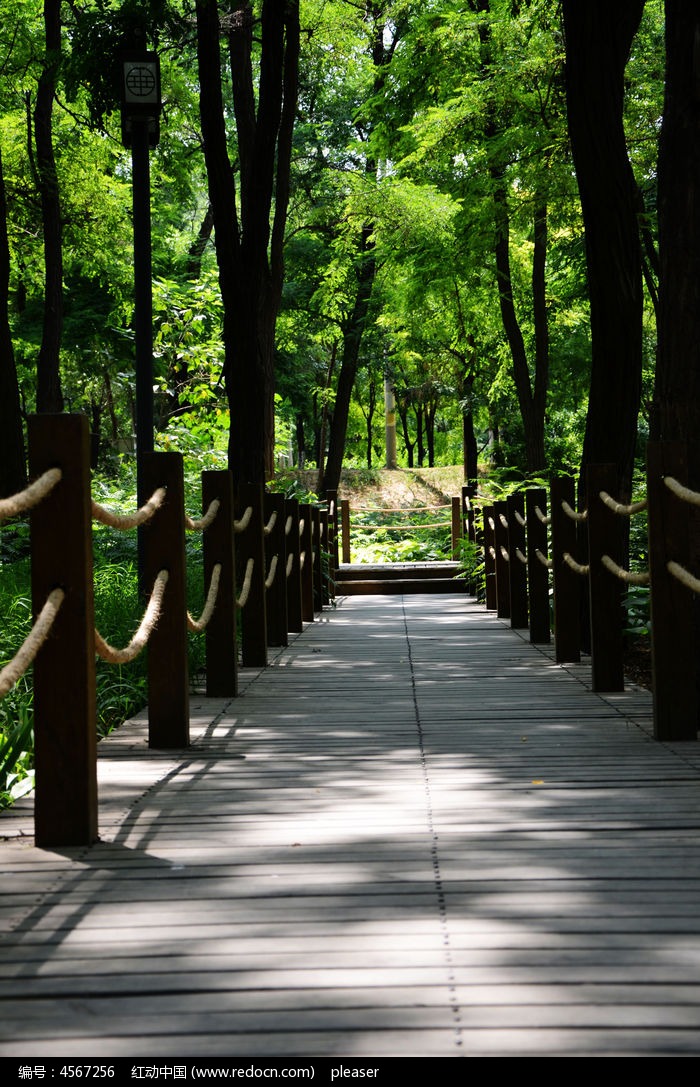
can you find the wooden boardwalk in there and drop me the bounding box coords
[2,593,700,1057]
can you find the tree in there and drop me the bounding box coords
[196,0,300,491]
[651,3,700,441]
[0,149,26,495]
[563,0,646,499]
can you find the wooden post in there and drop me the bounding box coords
[648,442,699,740]
[202,469,238,697]
[29,414,98,847]
[143,452,189,749]
[341,499,351,564]
[327,489,339,575]
[483,504,497,610]
[299,503,315,622]
[550,475,581,663]
[264,492,288,648]
[285,498,303,634]
[526,487,550,644]
[463,485,476,594]
[493,500,510,619]
[451,495,462,558]
[587,464,625,692]
[312,505,323,611]
[239,482,267,668]
[507,492,528,630]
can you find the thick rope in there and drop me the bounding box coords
[234,506,253,534]
[356,520,451,531]
[354,504,449,513]
[285,515,293,537]
[515,547,528,565]
[563,551,589,576]
[298,518,305,536]
[488,546,496,560]
[667,560,700,594]
[0,468,62,523]
[95,570,169,664]
[286,552,294,578]
[300,550,306,570]
[535,549,552,569]
[236,558,255,609]
[265,554,279,590]
[93,487,166,530]
[499,513,509,529]
[185,499,220,533]
[598,491,647,517]
[487,517,496,532]
[0,588,64,698]
[263,510,277,536]
[600,554,650,586]
[561,500,588,523]
[535,505,550,525]
[329,500,336,517]
[514,509,526,527]
[187,564,222,633]
[664,476,700,508]
[500,545,510,562]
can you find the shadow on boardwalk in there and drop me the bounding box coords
[1,594,700,1057]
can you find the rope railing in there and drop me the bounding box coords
[187,564,222,633]
[354,520,451,532]
[663,476,700,508]
[500,545,510,562]
[488,517,496,532]
[234,506,253,534]
[561,500,588,523]
[92,487,166,530]
[514,509,526,527]
[236,557,255,609]
[562,551,589,576]
[535,549,552,569]
[300,550,306,570]
[286,552,294,578]
[285,515,293,536]
[263,510,277,536]
[353,503,449,513]
[0,468,62,523]
[667,560,700,595]
[489,545,496,560]
[515,547,527,565]
[95,570,169,665]
[0,588,65,699]
[599,491,647,517]
[499,513,509,529]
[601,554,650,586]
[265,554,279,591]
[185,498,220,533]
[535,505,550,525]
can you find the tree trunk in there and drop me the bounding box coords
[321,224,376,494]
[0,150,26,496]
[563,0,645,501]
[34,0,64,414]
[196,0,299,493]
[652,5,700,441]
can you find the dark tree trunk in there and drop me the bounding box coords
[196,0,299,494]
[416,403,425,468]
[34,0,64,414]
[563,0,645,501]
[185,202,215,280]
[321,224,376,494]
[491,167,547,473]
[0,150,26,496]
[397,401,415,468]
[652,4,700,441]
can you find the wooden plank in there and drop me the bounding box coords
[3,595,700,1058]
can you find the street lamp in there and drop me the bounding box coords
[120,44,161,591]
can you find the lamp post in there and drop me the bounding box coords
[120,45,161,590]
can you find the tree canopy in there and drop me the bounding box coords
[0,0,689,500]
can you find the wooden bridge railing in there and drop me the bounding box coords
[472,445,700,744]
[0,414,332,848]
